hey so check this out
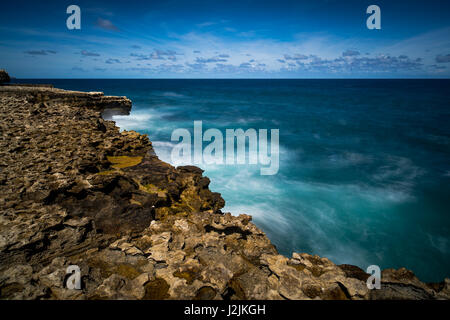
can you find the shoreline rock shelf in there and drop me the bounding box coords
[0,82,448,300]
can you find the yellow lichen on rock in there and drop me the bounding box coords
[107,156,143,169]
[121,130,141,138]
[97,170,117,175]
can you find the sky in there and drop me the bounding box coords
[1,0,450,78]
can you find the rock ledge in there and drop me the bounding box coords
[0,70,10,84]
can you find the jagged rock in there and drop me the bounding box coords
[0,84,447,300]
[369,268,450,300]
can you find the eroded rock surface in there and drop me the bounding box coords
[0,84,449,300]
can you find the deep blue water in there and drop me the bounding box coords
[16,79,450,282]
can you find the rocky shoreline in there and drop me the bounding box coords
[0,72,449,300]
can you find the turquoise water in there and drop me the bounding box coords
[17,79,450,282]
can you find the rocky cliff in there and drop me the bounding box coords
[0,82,449,300]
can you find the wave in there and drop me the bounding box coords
[112,111,154,131]
[104,96,448,283]
[327,151,373,167]
[222,182,374,268]
[225,203,292,235]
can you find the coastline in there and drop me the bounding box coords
[0,80,449,300]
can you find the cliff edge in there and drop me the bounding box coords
[0,81,449,300]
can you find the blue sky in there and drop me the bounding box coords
[1,0,450,78]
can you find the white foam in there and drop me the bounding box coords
[112,111,154,130]
[225,202,292,236]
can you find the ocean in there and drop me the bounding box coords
[16,79,450,282]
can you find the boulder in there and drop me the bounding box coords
[0,70,10,84]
